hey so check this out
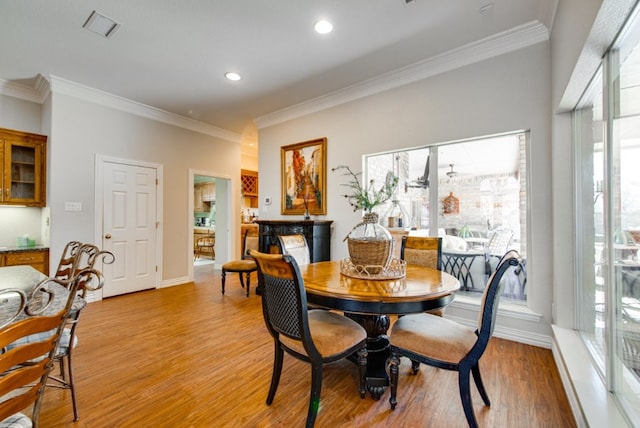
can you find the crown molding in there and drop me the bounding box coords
[0,74,242,143]
[0,78,47,103]
[255,21,549,130]
[538,0,559,33]
[45,75,242,143]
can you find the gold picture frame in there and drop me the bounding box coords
[281,138,327,215]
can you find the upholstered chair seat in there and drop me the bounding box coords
[390,314,477,363]
[279,309,367,358]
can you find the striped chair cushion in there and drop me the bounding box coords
[0,414,32,428]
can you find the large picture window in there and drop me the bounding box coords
[364,132,528,303]
[575,3,640,422]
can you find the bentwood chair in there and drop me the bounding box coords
[50,243,114,421]
[388,250,522,428]
[250,250,368,428]
[0,274,85,428]
[277,234,310,266]
[221,230,259,297]
[53,241,84,281]
[194,233,215,261]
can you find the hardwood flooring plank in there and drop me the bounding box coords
[37,264,575,427]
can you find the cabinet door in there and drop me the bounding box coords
[1,131,46,207]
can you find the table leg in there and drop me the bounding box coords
[345,313,390,400]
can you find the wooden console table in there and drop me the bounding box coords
[255,220,333,262]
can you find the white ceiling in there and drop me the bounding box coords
[0,0,554,155]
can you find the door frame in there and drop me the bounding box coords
[188,169,233,281]
[95,154,163,300]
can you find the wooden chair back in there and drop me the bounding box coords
[400,236,443,270]
[250,251,312,347]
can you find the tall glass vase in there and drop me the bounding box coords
[346,212,392,274]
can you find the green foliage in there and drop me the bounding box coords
[332,165,398,213]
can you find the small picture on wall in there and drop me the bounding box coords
[281,138,327,215]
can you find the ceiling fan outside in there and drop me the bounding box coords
[446,163,458,178]
[404,155,429,191]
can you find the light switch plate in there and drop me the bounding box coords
[64,201,82,211]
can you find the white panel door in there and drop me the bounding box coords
[102,161,157,297]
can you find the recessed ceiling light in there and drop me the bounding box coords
[83,10,120,38]
[225,72,242,81]
[314,20,333,34]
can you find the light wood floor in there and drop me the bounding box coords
[39,264,576,427]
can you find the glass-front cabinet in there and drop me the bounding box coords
[0,128,47,207]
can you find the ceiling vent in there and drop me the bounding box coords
[83,10,120,38]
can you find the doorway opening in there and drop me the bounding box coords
[189,170,232,279]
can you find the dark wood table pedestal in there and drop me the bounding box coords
[299,261,460,399]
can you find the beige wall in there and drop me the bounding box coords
[47,92,242,283]
[258,42,553,342]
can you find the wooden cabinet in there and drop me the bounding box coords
[194,182,216,212]
[256,220,333,262]
[0,249,50,275]
[241,169,258,208]
[0,128,47,207]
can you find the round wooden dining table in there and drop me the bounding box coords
[297,260,460,399]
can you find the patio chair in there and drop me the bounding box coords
[484,229,514,279]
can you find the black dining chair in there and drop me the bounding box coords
[277,234,310,266]
[250,250,368,428]
[388,250,523,428]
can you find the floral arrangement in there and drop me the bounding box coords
[332,165,398,213]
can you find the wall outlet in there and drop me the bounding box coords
[265,197,272,205]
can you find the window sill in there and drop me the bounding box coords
[451,293,542,323]
[552,325,631,427]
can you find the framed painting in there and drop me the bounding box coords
[281,137,327,215]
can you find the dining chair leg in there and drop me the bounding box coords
[472,363,490,406]
[459,367,479,428]
[388,348,400,410]
[67,353,79,421]
[267,343,284,405]
[238,272,246,289]
[221,270,227,294]
[306,364,323,428]
[244,272,251,297]
[410,359,420,374]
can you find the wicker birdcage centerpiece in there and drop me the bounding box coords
[333,165,398,275]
